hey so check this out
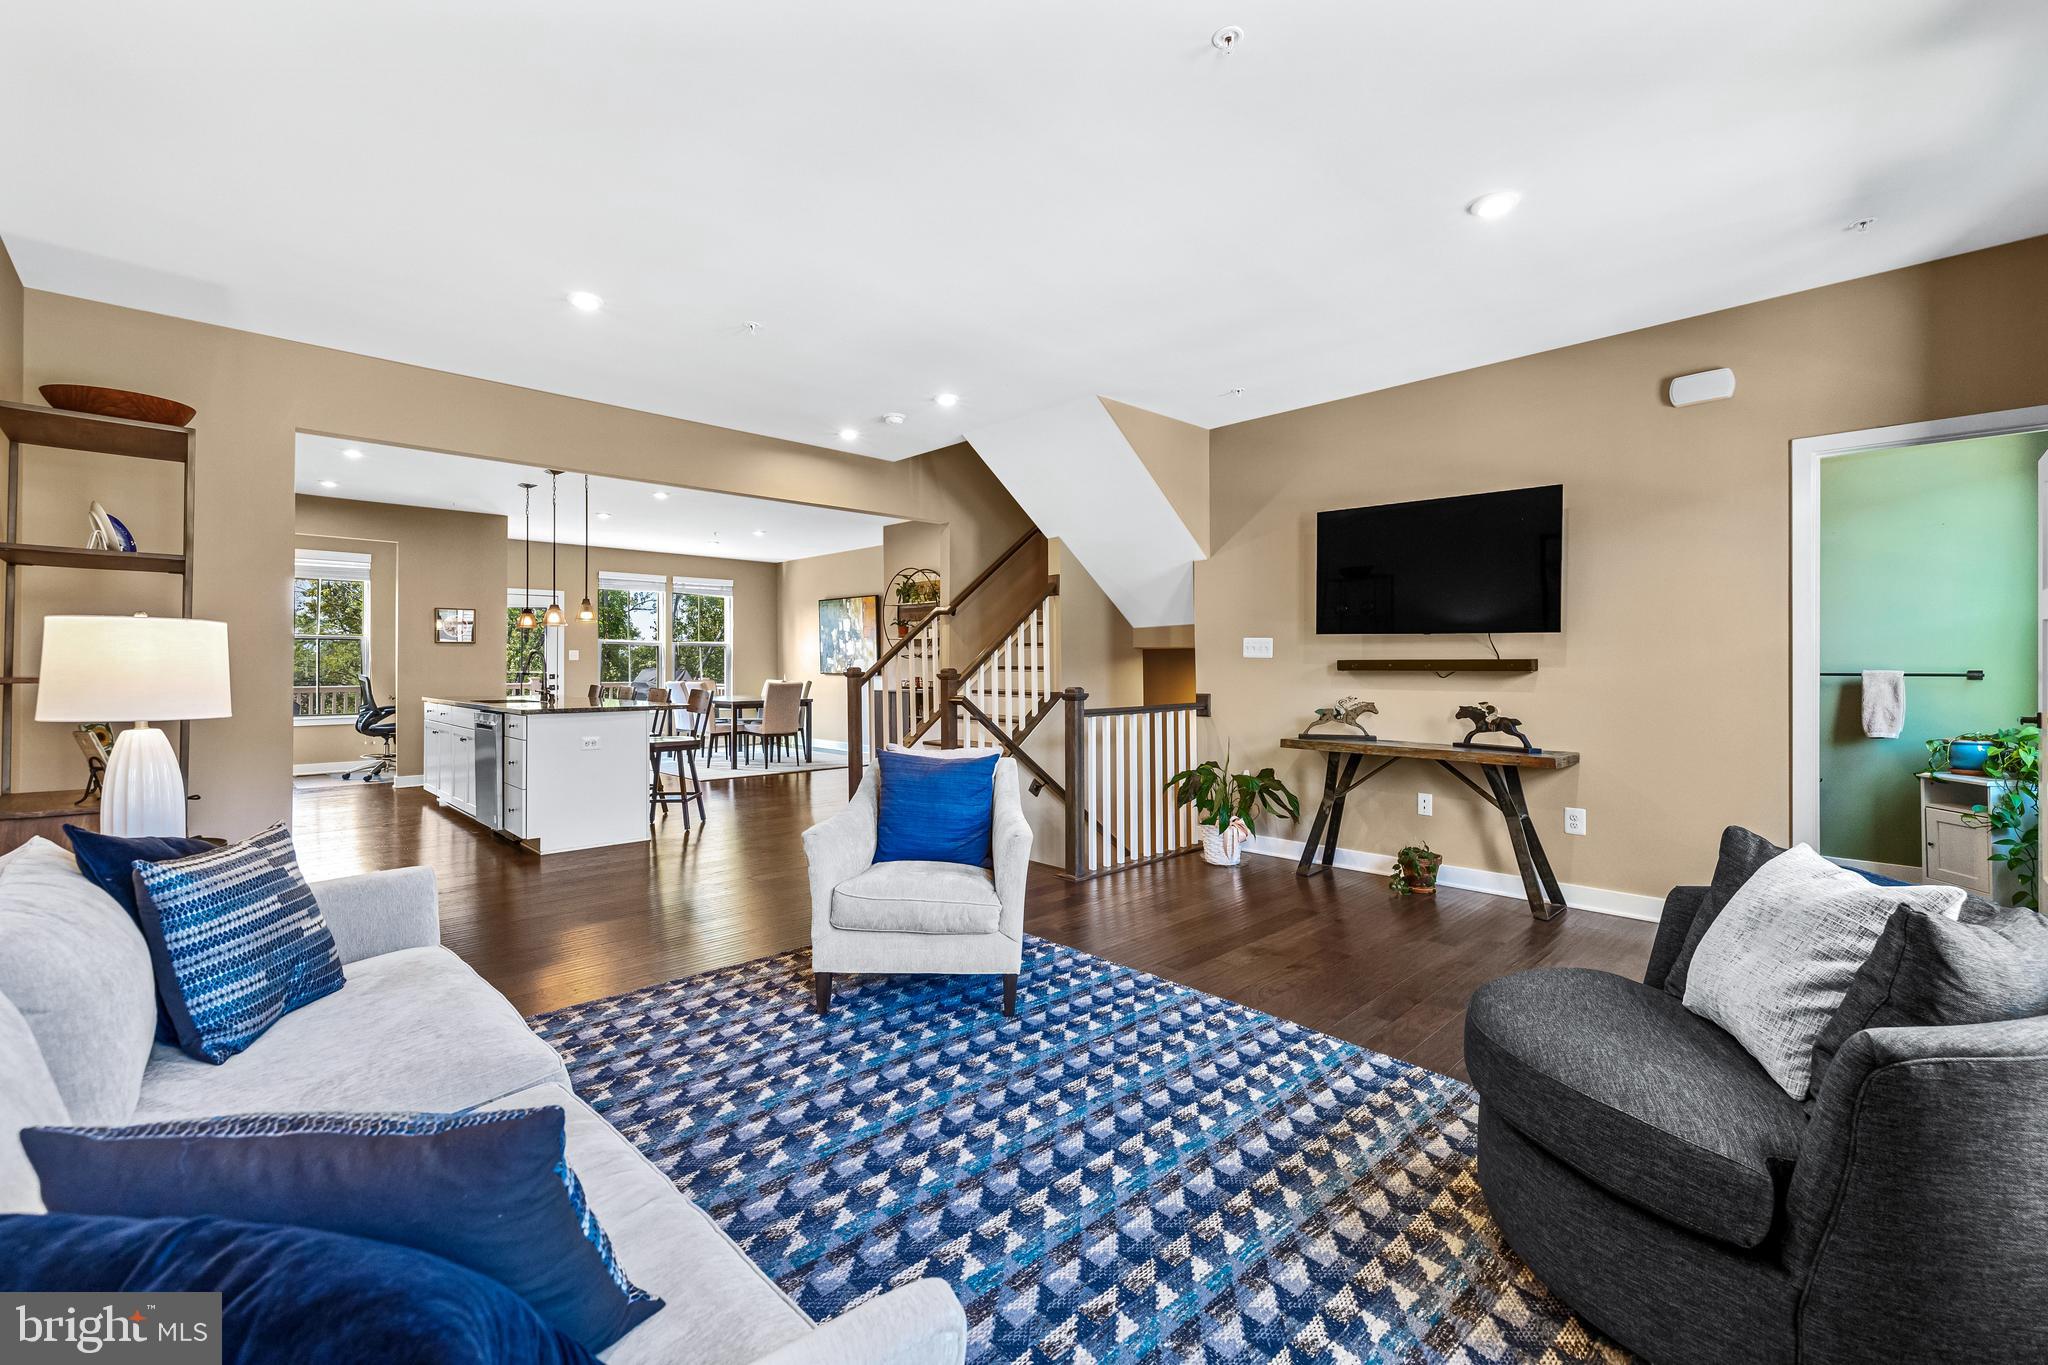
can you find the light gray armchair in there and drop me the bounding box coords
[801,755,1031,1015]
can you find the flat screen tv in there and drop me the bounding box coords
[1315,484,1562,634]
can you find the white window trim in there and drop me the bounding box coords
[596,573,667,687]
[293,551,373,726]
[671,576,735,691]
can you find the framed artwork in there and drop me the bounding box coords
[434,607,476,645]
[818,594,879,673]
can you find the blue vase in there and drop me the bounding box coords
[1947,739,1993,772]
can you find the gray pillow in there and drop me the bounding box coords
[0,987,69,1212]
[1663,826,1784,998]
[1683,845,1965,1096]
[1808,903,2048,1099]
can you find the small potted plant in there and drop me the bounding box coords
[1164,754,1301,866]
[1389,843,1443,896]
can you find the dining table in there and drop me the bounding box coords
[597,694,815,763]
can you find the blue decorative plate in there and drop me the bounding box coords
[106,513,137,552]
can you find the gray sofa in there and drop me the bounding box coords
[0,837,966,1365]
[1465,880,2048,1365]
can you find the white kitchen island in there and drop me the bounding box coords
[421,698,651,853]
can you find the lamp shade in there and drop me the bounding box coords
[35,615,233,723]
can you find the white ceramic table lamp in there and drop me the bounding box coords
[36,614,232,837]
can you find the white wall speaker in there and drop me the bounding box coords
[1668,368,1736,407]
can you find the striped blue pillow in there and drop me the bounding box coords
[131,824,344,1064]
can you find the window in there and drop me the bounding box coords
[597,572,663,687]
[292,550,371,722]
[671,577,733,688]
[507,590,564,699]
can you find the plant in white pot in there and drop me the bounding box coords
[1165,756,1301,866]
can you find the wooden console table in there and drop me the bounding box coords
[1280,736,1581,920]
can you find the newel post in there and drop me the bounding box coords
[844,667,866,796]
[1062,687,1088,879]
[937,668,961,749]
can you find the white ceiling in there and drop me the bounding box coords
[295,434,895,563]
[6,3,2048,460]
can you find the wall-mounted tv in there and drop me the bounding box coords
[1315,484,1562,635]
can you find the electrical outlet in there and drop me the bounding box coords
[1417,792,1433,816]
[1242,637,1274,659]
[1564,807,1587,836]
[582,736,601,750]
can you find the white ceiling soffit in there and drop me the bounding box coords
[7,5,2048,461]
[967,397,1203,628]
[294,434,895,563]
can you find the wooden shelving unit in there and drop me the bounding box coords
[0,398,196,799]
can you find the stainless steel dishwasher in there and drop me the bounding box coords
[472,710,503,827]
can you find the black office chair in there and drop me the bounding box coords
[349,675,398,783]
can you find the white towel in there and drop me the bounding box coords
[1861,670,1905,739]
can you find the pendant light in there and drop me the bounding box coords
[543,470,565,628]
[577,474,596,622]
[515,482,538,630]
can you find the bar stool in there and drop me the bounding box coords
[648,686,707,829]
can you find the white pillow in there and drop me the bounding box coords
[1683,844,1965,1096]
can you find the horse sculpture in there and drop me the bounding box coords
[1305,696,1378,739]
[1455,702,1535,753]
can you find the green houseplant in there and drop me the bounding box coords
[1925,724,2039,908]
[1389,843,1443,896]
[1165,755,1301,867]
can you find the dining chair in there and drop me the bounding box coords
[688,683,735,766]
[739,680,805,767]
[646,686,706,829]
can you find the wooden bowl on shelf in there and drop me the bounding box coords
[38,385,196,427]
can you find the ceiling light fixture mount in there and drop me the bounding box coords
[1466,190,1522,221]
[567,290,604,313]
[1211,25,1243,54]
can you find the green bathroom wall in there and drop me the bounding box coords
[1819,431,2045,867]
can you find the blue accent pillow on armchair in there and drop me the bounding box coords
[64,824,214,1043]
[24,1105,661,1354]
[0,1213,598,1365]
[875,747,1000,865]
[129,823,344,1063]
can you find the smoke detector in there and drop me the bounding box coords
[1211,25,1243,54]
[881,412,906,425]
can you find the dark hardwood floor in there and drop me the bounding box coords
[293,773,1656,1080]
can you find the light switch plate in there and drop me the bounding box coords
[582,736,600,750]
[568,649,580,662]
[1564,807,1587,836]
[1242,636,1274,659]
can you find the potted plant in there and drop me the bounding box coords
[1925,725,2040,908]
[1164,755,1301,866]
[1389,843,1443,895]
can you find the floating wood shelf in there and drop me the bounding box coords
[0,399,192,463]
[1337,657,1539,674]
[0,543,186,574]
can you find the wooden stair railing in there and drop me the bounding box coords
[1061,689,1211,880]
[843,527,1042,794]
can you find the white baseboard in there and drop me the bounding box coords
[1827,855,1923,884]
[1241,835,1665,922]
[810,739,849,754]
[292,761,358,776]
[392,775,424,789]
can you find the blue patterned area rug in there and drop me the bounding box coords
[529,937,1624,1364]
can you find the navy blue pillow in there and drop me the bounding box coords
[24,1107,661,1354]
[875,748,1000,865]
[0,1213,598,1365]
[129,824,345,1064]
[64,824,214,1043]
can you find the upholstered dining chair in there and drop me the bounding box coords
[739,680,805,766]
[801,752,1030,1016]
[682,684,733,766]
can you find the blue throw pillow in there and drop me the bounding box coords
[129,823,344,1063]
[64,824,214,1043]
[24,1106,662,1354]
[874,748,1000,865]
[0,1213,598,1365]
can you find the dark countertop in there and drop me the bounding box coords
[422,696,664,717]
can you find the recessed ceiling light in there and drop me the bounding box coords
[567,290,604,313]
[317,479,338,489]
[751,529,766,537]
[838,428,860,442]
[934,393,960,408]
[341,447,364,460]
[651,490,669,501]
[1466,190,1522,221]
[596,512,612,521]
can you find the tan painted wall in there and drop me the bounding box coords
[882,520,946,651]
[290,527,398,767]
[1201,233,2048,901]
[1143,649,1198,706]
[14,290,1031,836]
[293,497,506,778]
[1102,397,1210,554]
[778,545,886,745]
[0,239,20,402]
